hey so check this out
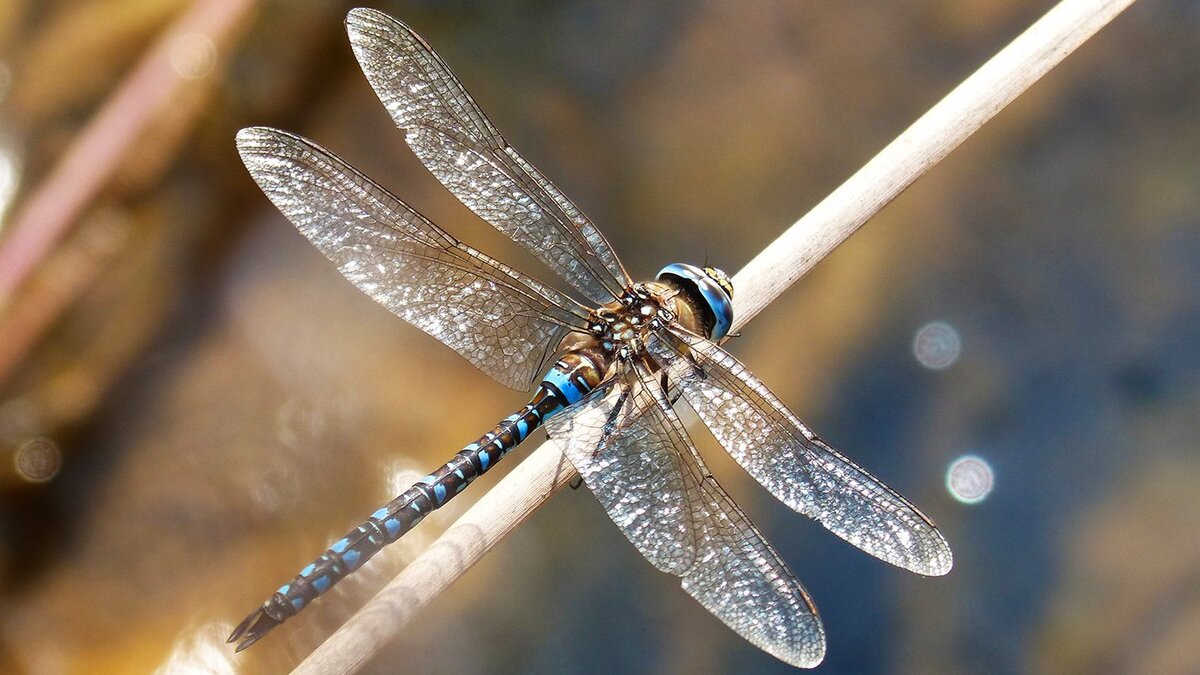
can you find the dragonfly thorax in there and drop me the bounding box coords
[588,285,675,360]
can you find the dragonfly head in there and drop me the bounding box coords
[656,263,734,341]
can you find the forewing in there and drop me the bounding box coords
[655,329,953,576]
[544,378,699,575]
[345,7,630,305]
[236,126,587,391]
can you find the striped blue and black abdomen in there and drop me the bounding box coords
[228,351,606,650]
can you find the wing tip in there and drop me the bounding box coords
[345,7,408,38]
[914,527,955,576]
[898,540,954,577]
[345,7,380,28]
[772,611,827,669]
[235,125,267,150]
[782,646,826,670]
[235,127,321,168]
[753,617,826,669]
[882,532,955,577]
[923,544,955,577]
[346,7,432,64]
[234,126,291,160]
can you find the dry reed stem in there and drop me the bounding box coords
[292,0,1137,672]
[0,0,258,314]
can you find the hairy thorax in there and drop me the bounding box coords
[556,279,712,387]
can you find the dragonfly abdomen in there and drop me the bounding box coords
[229,355,602,651]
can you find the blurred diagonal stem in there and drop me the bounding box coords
[293,0,1137,672]
[0,0,257,314]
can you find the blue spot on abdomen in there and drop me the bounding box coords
[544,368,586,404]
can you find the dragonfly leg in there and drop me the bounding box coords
[594,386,629,458]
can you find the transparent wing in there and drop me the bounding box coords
[653,328,953,576]
[639,363,826,668]
[548,363,825,668]
[544,378,700,575]
[345,7,631,305]
[236,126,589,391]
[684,470,825,669]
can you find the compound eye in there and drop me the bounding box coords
[655,262,733,339]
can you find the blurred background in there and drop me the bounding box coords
[0,0,1197,673]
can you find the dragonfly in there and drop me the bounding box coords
[228,8,952,668]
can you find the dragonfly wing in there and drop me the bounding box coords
[683,470,826,669]
[345,8,631,305]
[544,379,700,575]
[628,362,826,668]
[236,126,588,391]
[548,365,824,665]
[654,329,953,576]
